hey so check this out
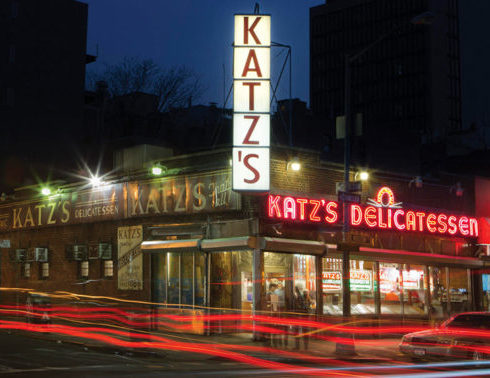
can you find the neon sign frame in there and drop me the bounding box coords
[266,187,479,238]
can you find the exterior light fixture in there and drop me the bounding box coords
[90,175,102,187]
[451,182,464,197]
[41,187,51,196]
[409,176,423,189]
[151,166,163,176]
[355,170,369,181]
[287,157,301,172]
[151,164,166,176]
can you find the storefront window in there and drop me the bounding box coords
[483,274,490,311]
[322,258,343,315]
[449,268,470,314]
[263,252,316,315]
[195,253,206,306]
[167,253,180,305]
[380,263,402,314]
[210,252,232,309]
[401,264,427,315]
[264,252,292,314]
[350,260,375,315]
[151,253,167,304]
[181,252,193,305]
[430,267,448,318]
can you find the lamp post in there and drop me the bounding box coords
[341,11,435,318]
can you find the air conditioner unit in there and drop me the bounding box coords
[73,245,87,261]
[35,248,48,262]
[98,243,112,260]
[15,249,26,262]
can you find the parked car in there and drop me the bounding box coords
[399,312,490,361]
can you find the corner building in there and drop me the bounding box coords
[0,147,485,331]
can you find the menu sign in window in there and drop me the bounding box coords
[322,270,372,292]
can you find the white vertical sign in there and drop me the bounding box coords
[233,14,270,192]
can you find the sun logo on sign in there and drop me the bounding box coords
[367,187,403,208]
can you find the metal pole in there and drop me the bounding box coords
[288,47,292,147]
[342,55,352,318]
[252,248,263,341]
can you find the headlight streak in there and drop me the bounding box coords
[3,287,490,376]
[0,319,370,377]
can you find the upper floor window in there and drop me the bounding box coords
[11,1,19,19]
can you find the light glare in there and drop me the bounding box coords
[359,171,369,181]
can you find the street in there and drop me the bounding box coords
[0,329,489,377]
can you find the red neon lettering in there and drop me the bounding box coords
[350,204,363,226]
[364,206,377,228]
[469,218,479,237]
[309,199,321,222]
[325,202,338,223]
[378,207,387,228]
[242,115,260,144]
[416,212,426,232]
[243,16,261,45]
[243,154,260,183]
[437,214,447,234]
[458,216,469,236]
[426,213,437,233]
[406,211,416,231]
[448,215,457,235]
[243,82,260,111]
[387,209,392,228]
[268,195,281,218]
[296,198,308,220]
[394,210,405,230]
[241,49,262,77]
[283,197,296,219]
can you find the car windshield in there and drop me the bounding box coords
[445,314,490,330]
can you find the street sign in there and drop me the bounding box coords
[336,181,362,193]
[0,240,10,248]
[338,191,361,204]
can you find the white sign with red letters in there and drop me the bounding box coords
[233,14,270,192]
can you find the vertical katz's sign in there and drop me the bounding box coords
[118,225,143,290]
[233,14,271,192]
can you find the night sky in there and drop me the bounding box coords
[83,0,323,108]
[82,0,490,128]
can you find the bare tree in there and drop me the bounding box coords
[88,57,205,112]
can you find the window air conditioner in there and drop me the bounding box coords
[73,245,87,261]
[98,243,112,260]
[35,248,48,262]
[15,249,26,262]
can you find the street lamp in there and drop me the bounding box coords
[341,12,435,318]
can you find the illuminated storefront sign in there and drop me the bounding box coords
[322,270,372,292]
[267,187,479,238]
[232,14,270,192]
[0,172,239,231]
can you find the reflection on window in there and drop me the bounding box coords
[167,253,180,305]
[322,258,342,315]
[430,267,448,318]
[401,264,426,315]
[449,268,469,314]
[350,260,375,315]
[380,263,402,314]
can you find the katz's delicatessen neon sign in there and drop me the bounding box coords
[267,187,479,238]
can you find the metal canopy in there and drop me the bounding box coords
[328,245,482,268]
[141,237,481,267]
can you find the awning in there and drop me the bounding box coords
[141,239,201,252]
[327,245,483,268]
[141,236,325,255]
[141,237,482,267]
